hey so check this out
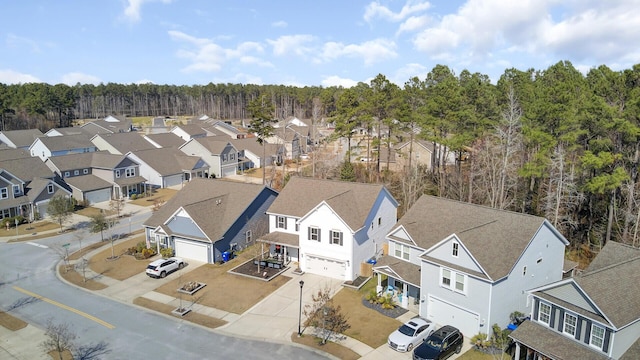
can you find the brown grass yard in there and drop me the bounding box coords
[154,261,291,315]
[330,279,403,349]
[129,188,177,207]
[88,236,152,280]
[58,265,108,291]
[74,206,104,218]
[0,220,59,238]
[290,333,360,360]
[133,297,226,329]
[0,312,28,331]
[458,349,512,360]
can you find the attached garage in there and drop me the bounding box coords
[163,174,183,188]
[426,296,480,337]
[84,188,111,204]
[174,239,209,263]
[305,255,346,280]
[221,165,236,178]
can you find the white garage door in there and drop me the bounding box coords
[221,165,236,178]
[85,188,111,204]
[306,255,346,280]
[427,296,479,337]
[174,239,209,263]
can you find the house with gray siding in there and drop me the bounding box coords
[91,132,156,155]
[509,241,640,360]
[179,137,238,178]
[29,134,96,161]
[374,195,569,338]
[142,178,278,263]
[126,147,208,188]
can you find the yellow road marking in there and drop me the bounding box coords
[12,286,115,329]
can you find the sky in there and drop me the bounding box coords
[1,0,639,88]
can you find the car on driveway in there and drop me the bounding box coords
[146,257,185,278]
[388,316,436,352]
[413,325,463,360]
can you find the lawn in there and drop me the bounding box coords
[133,297,226,329]
[0,312,28,331]
[330,277,403,348]
[88,236,151,280]
[290,333,360,360]
[154,245,290,314]
[129,188,177,207]
[458,349,512,360]
[0,220,59,237]
[74,206,105,218]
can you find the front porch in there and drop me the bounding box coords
[372,256,422,314]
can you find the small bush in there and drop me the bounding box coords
[130,194,137,200]
[140,248,155,259]
[135,241,147,253]
[160,247,174,258]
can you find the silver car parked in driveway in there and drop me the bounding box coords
[388,316,436,352]
[146,257,185,278]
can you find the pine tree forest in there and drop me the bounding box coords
[2,60,640,256]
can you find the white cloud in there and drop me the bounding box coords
[169,31,269,73]
[364,0,431,23]
[396,15,430,35]
[272,20,287,28]
[392,63,430,85]
[320,38,397,66]
[60,72,101,85]
[267,35,315,57]
[122,0,173,23]
[321,75,358,88]
[0,69,41,84]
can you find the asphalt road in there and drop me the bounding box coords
[0,212,328,360]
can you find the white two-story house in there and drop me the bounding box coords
[259,177,398,282]
[374,195,569,337]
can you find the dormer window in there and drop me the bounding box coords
[83,169,89,174]
[47,184,54,194]
[74,170,80,176]
[64,171,70,177]
[452,242,459,257]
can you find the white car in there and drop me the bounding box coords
[146,257,185,278]
[387,317,436,352]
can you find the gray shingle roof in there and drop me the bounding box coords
[0,148,31,161]
[1,157,54,181]
[373,255,421,288]
[144,178,272,241]
[36,134,95,151]
[173,124,207,136]
[396,195,554,281]
[143,133,186,148]
[0,129,44,148]
[189,137,233,154]
[45,151,127,172]
[130,147,205,176]
[65,175,113,191]
[267,177,393,231]
[93,132,156,153]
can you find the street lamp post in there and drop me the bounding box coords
[298,280,304,336]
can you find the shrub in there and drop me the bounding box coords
[140,248,155,259]
[130,194,137,200]
[471,333,489,348]
[135,241,147,253]
[160,247,174,258]
[364,289,378,303]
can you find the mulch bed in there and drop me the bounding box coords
[228,258,288,281]
[361,298,408,318]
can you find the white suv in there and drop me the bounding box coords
[146,257,185,278]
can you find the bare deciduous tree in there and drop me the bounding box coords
[302,284,350,344]
[41,319,76,360]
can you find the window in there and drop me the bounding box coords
[64,171,70,177]
[115,170,121,178]
[330,230,343,246]
[13,185,20,195]
[276,216,286,229]
[402,245,409,260]
[230,153,235,160]
[538,302,551,325]
[537,258,543,264]
[0,188,7,199]
[455,273,465,292]
[0,209,10,219]
[394,243,410,260]
[523,266,527,276]
[295,223,299,232]
[452,242,459,257]
[308,227,320,241]
[125,168,135,177]
[83,168,89,174]
[378,217,382,225]
[223,154,228,161]
[74,170,79,176]
[590,324,605,349]
[47,184,54,194]
[563,313,577,336]
[442,269,451,287]
[245,230,252,243]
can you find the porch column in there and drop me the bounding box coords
[514,342,520,360]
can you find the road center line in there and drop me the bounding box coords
[12,286,115,329]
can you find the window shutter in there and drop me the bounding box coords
[308,227,311,240]
[318,230,321,242]
[339,232,343,245]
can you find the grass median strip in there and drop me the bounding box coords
[133,297,226,329]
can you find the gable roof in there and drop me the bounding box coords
[65,174,113,191]
[144,178,273,240]
[0,129,44,148]
[93,132,156,153]
[172,124,207,136]
[45,127,90,137]
[230,138,278,157]
[394,195,563,281]
[129,147,205,175]
[33,134,95,152]
[82,117,132,133]
[1,157,55,181]
[0,148,31,161]
[143,133,186,148]
[183,137,234,154]
[26,177,69,201]
[267,177,395,231]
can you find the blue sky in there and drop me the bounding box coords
[1,0,639,87]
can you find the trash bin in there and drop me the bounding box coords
[222,251,230,262]
[366,258,377,265]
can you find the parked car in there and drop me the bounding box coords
[413,325,463,360]
[146,257,185,278]
[388,317,436,352]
